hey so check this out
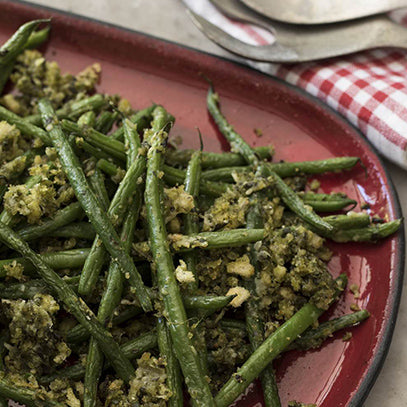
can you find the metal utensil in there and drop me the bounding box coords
[186,0,407,63]
[241,0,407,25]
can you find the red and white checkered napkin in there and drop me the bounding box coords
[184,0,407,170]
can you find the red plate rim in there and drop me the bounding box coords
[2,1,406,405]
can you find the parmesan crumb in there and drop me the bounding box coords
[254,128,263,137]
[350,303,361,311]
[226,286,250,307]
[175,260,195,285]
[350,283,360,299]
[226,255,254,278]
[273,265,286,280]
[164,185,194,223]
[309,179,320,191]
[4,260,24,281]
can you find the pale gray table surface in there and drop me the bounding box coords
[24,1,407,406]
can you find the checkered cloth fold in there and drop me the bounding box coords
[185,0,407,169]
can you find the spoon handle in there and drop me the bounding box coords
[241,0,407,25]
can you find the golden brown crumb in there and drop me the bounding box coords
[350,283,361,299]
[350,303,361,311]
[226,286,250,307]
[226,254,254,278]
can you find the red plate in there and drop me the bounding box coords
[0,2,404,406]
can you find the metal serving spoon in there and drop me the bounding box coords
[241,0,407,25]
[186,0,407,63]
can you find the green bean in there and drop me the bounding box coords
[301,192,351,202]
[84,115,144,407]
[77,110,96,127]
[245,202,281,407]
[96,158,119,176]
[245,206,263,348]
[207,86,258,165]
[180,227,265,249]
[0,19,50,94]
[0,248,90,278]
[303,200,357,212]
[16,202,84,241]
[25,95,107,126]
[0,105,50,144]
[111,104,157,140]
[183,147,202,291]
[66,95,107,120]
[94,111,118,134]
[300,192,357,212]
[117,329,158,361]
[48,222,96,240]
[283,211,371,233]
[1,17,60,132]
[78,135,146,297]
[201,166,250,182]
[219,310,368,353]
[145,108,216,407]
[76,229,114,297]
[329,220,402,243]
[184,294,235,318]
[165,146,274,169]
[0,175,42,227]
[0,375,61,407]
[263,166,334,235]
[111,306,143,326]
[323,213,370,230]
[39,99,152,311]
[133,228,265,256]
[25,26,50,49]
[201,157,360,182]
[157,316,183,407]
[88,168,110,211]
[187,299,212,379]
[288,310,370,351]
[163,164,229,197]
[123,119,141,163]
[270,157,360,177]
[0,278,78,300]
[96,158,230,197]
[84,195,142,407]
[61,119,126,161]
[67,306,142,344]
[75,136,114,162]
[219,318,246,331]
[0,279,48,300]
[184,152,202,199]
[0,221,135,382]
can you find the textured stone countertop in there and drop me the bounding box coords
[24,1,407,405]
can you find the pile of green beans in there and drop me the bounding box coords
[0,20,403,407]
